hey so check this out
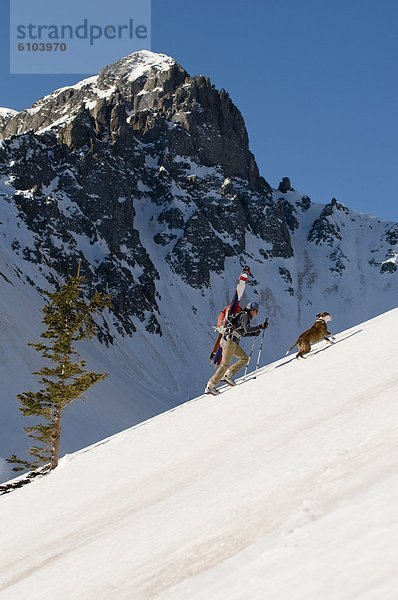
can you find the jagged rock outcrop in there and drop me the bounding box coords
[0,51,293,323]
[278,176,294,193]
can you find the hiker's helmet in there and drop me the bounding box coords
[246,301,259,313]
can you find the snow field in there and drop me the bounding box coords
[0,308,397,599]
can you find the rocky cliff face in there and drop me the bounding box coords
[0,51,292,335]
[0,51,397,475]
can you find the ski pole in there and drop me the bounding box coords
[243,336,258,381]
[254,319,268,379]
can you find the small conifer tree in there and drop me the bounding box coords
[8,271,111,472]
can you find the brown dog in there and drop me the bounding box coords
[286,312,335,359]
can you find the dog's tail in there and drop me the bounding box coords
[285,341,298,355]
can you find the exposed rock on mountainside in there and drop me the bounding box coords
[278,176,294,193]
[0,51,292,326]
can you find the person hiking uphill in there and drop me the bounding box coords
[205,301,269,395]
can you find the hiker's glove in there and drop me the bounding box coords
[261,321,269,329]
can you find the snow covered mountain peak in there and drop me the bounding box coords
[0,50,184,140]
[103,49,178,82]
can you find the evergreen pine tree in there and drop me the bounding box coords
[8,272,111,472]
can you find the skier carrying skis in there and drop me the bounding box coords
[205,301,269,395]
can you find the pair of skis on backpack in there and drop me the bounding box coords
[207,266,267,396]
[209,266,251,367]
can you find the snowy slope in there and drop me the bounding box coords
[1,173,397,482]
[1,308,397,599]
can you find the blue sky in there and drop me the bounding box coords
[1,0,397,220]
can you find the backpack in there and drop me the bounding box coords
[216,303,243,331]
